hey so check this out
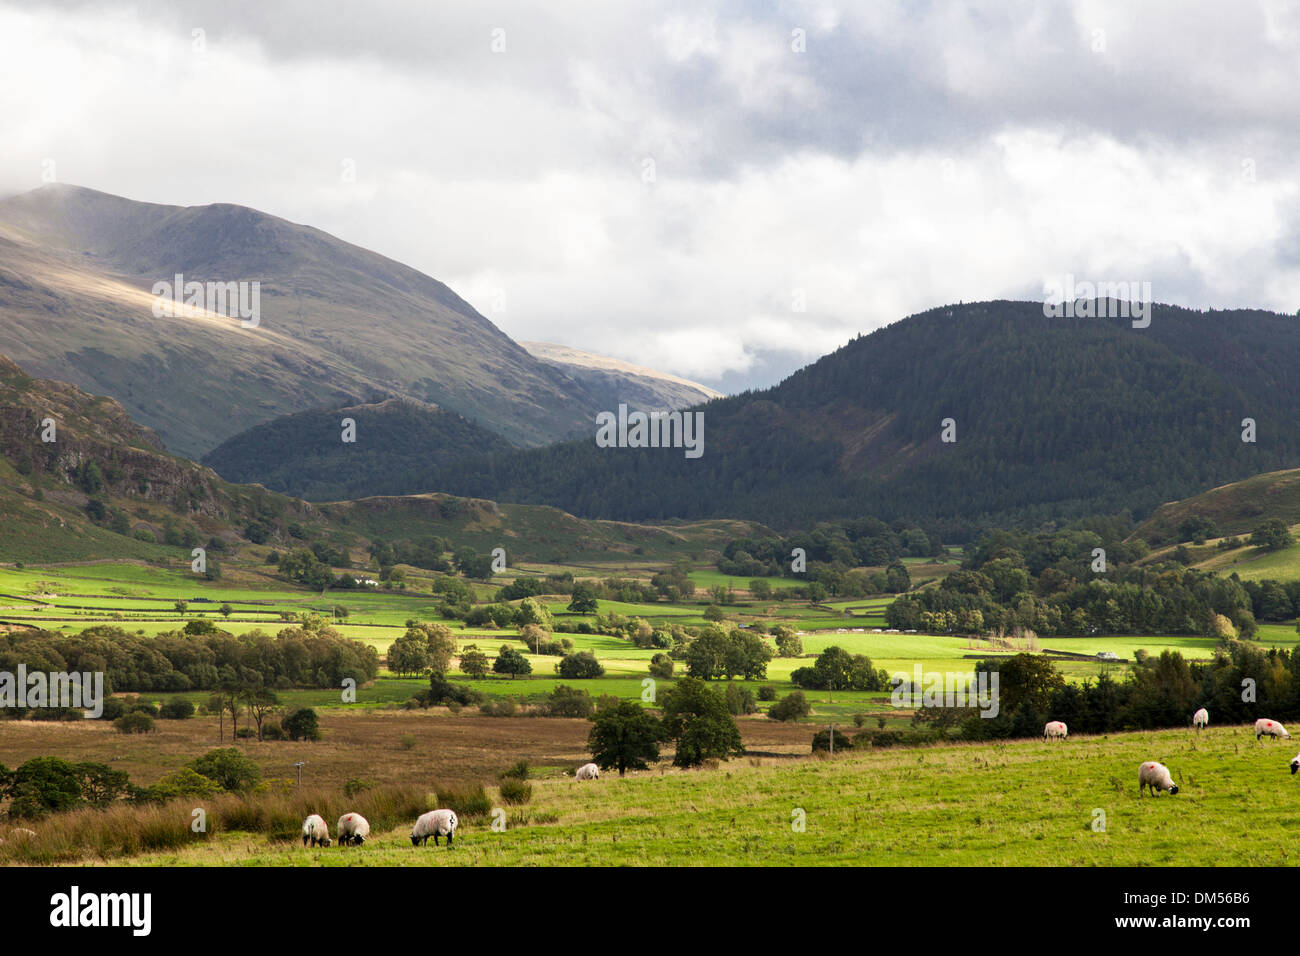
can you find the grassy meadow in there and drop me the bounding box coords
[33,723,1300,867]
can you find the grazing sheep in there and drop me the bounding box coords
[1043,721,1068,740]
[1290,753,1300,775]
[336,812,370,846]
[1192,707,1208,730]
[301,814,331,848]
[1255,718,1291,741]
[575,762,600,780]
[410,809,458,847]
[1138,761,1179,796]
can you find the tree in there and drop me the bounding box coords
[241,687,280,741]
[703,604,725,622]
[173,600,188,616]
[772,624,802,658]
[283,707,321,741]
[387,629,430,677]
[188,748,261,792]
[768,691,811,721]
[587,701,663,777]
[74,762,130,807]
[1251,518,1293,552]
[514,597,554,630]
[749,579,773,600]
[660,677,744,768]
[649,653,674,679]
[494,645,532,678]
[975,653,1064,716]
[568,584,598,615]
[3,757,85,819]
[459,645,490,679]
[219,603,233,619]
[557,651,605,679]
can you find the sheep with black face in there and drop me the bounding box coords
[411,809,458,847]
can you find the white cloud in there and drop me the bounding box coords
[2,0,1299,391]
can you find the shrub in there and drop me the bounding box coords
[501,759,529,780]
[159,699,195,719]
[724,681,757,715]
[767,691,811,722]
[113,713,154,734]
[399,734,417,750]
[757,685,777,701]
[434,783,491,819]
[498,778,532,805]
[261,720,284,740]
[544,685,594,718]
[343,778,373,798]
[283,707,321,741]
[648,653,674,679]
[811,728,853,753]
[188,748,261,793]
[479,697,518,717]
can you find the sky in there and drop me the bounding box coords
[2,0,1299,393]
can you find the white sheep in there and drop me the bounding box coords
[301,814,331,848]
[1192,707,1208,730]
[336,812,370,846]
[575,762,600,780]
[1138,761,1179,796]
[410,809,458,847]
[1043,721,1068,740]
[1290,753,1300,776]
[1255,718,1291,741]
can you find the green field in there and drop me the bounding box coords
[105,724,1300,866]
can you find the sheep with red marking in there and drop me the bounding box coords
[337,812,370,846]
[301,814,331,847]
[1255,718,1291,741]
[1043,721,1068,740]
[1139,761,1179,796]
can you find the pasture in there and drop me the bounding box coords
[60,723,1300,867]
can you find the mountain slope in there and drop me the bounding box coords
[520,341,722,411]
[0,355,763,564]
[0,184,604,457]
[365,300,1300,529]
[201,398,512,501]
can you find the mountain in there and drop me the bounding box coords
[329,300,1300,530]
[0,183,605,458]
[1133,467,1300,546]
[201,397,512,501]
[0,355,761,565]
[520,341,722,411]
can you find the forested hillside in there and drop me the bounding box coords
[207,300,1300,532]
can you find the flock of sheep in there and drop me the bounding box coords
[1040,709,1300,795]
[298,763,602,852]
[300,808,459,849]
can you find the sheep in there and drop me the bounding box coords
[336,812,370,846]
[575,762,600,780]
[1255,718,1291,741]
[1042,721,1068,740]
[1192,707,1208,730]
[301,814,331,848]
[1290,753,1300,776]
[410,809,458,847]
[1138,761,1179,796]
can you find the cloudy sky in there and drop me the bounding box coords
[3,0,1299,392]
